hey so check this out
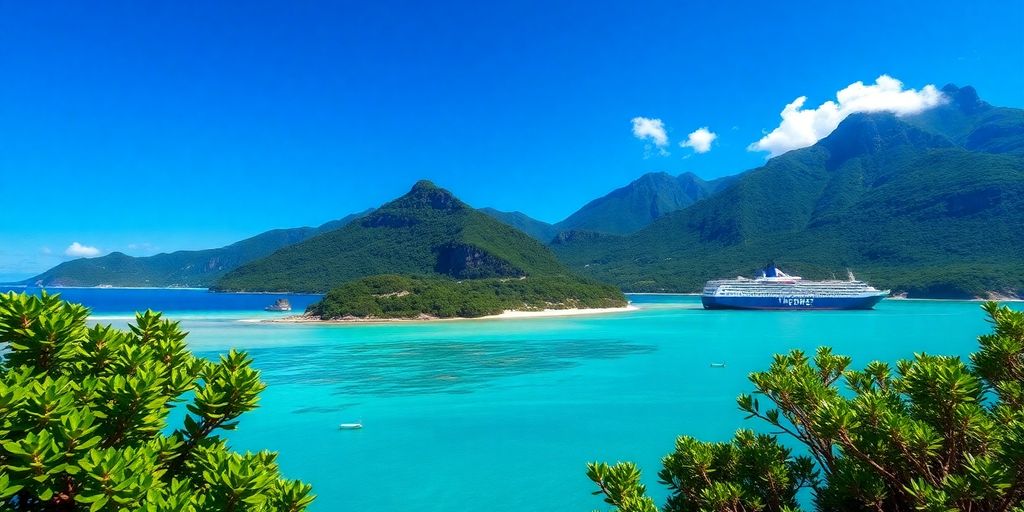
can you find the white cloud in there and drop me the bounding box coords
[65,242,101,258]
[631,116,669,152]
[680,127,717,153]
[749,75,947,157]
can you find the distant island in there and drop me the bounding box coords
[18,210,372,288]
[297,274,627,321]
[19,84,1024,299]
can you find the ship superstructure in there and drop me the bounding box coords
[701,265,888,310]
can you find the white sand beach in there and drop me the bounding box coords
[258,304,639,324]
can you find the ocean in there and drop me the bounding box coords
[0,287,1004,511]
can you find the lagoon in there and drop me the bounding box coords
[2,287,1002,511]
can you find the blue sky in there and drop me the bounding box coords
[1,0,1022,278]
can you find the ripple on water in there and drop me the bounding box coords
[209,338,657,397]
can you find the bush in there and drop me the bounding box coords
[0,291,314,511]
[308,274,626,320]
[588,302,1024,512]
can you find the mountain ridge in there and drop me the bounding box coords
[213,181,589,292]
[551,171,735,235]
[552,86,1024,297]
[21,83,1022,298]
[22,211,372,288]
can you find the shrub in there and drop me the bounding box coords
[588,302,1024,511]
[0,291,314,511]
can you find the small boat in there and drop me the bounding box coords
[265,298,292,312]
[710,363,727,368]
[339,422,363,430]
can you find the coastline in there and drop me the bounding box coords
[259,305,639,325]
[5,285,1019,302]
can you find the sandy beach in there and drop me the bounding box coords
[258,305,639,324]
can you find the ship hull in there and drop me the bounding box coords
[701,294,885,310]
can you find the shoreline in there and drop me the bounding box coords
[259,305,640,325]
[5,285,1018,302]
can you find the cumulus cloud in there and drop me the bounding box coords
[65,242,101,258]
[631,117,670,156]
[680,127,717,153]
[749,75,946,157]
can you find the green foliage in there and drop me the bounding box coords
[588,302,1024,512]
[23,212,369,288]
[0,291,314,511]
[556,107,1024,298]
[215,181,584,293]
[556,172,734,235]
[478,208,559,243]
[308,274,626,319]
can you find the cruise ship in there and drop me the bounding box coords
[701,265,889,310]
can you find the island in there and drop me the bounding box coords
[292,274,628,321]
[218,180,627,319]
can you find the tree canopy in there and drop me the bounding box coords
[308,273,626,320]
[588,302,1024,511]
[0,291,314,511]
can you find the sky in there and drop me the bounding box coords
[1,0,1022,279]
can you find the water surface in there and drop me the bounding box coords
[1,287,1003,511]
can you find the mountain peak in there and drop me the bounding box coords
[818,112,952,168]
[941,84,989,114]
[387,180,466,211]
[629,172,678,190]
[677,171,706,184]
[411,179,439,191]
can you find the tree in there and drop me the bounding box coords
[0,291,315,511]
[588,302,1024,512]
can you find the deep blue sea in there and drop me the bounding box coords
[1,287,1010,511]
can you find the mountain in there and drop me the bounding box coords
[905,85,1024,155]
[553,172,735,235]
[479,207,559,242]
[553,86,1024,298]
[214,181,615,293]
[24,211,370,288]
[484,172,737,242]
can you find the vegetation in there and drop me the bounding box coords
[25,86,1024,298]
[0,291,314,511]
[214,181,586,293]
[587,302,1024,512]
[556,96,1024,298]
[307,274,626,319]
[478,207,559,243]
[22,212,369,288]
[555,172,734,235]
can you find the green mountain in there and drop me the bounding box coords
[906,85,1024,155]
[214,181,618,294]
[478,207,559,242]
[24,211,370,288]
[553,172,734,235]
[554,86,1024,298]
[481,172,735,242]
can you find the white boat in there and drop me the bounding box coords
[702,264,888,310]
[265,298,292,312]
[339,422,363,430]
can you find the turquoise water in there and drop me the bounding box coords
[2,288,1006,510]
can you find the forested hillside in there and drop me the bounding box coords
[554,87,1024,298]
